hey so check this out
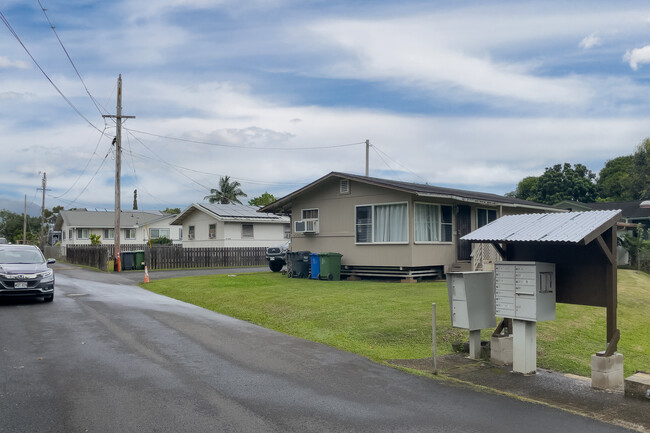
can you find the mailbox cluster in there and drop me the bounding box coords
[495,262,556,322]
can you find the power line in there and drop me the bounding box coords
[36,0,108,116]
[0,9,104,134]
[371,143,428,183]
[124,128,365,150]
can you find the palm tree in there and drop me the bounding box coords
[204,176,248,204]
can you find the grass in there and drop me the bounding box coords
[141,269,650,377]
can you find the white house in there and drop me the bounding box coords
[170,203,290,247]
[55,209,181,249]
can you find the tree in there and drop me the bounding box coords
[631,138,650,200]
[90,234,102,245]
[597,155,634,202]
[509,163,597,205]
[204,176,247,205]
[0,209,40,243]
[162,207,181,214]
[133,189,138,210]
[248,192,276,207]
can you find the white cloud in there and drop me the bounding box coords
[306,18,593,106]
[623,45,650,70]
[579,33,601,49]
[0,56,29,69]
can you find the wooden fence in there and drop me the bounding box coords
[66,244,266,271]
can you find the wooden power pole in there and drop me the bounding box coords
[37,172,47,250]
[103,75,135,272]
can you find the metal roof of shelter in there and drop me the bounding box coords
[461,210,622,245]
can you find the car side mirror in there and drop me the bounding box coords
[47,258,56,264]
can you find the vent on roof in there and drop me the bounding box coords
[340,179,350,194]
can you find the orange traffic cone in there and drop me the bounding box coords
[144,266,150,283]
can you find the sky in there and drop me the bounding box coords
[2,0,650,213]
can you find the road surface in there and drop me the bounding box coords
[0,266,634,432]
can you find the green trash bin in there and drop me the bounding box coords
[318,252,342,281]
[134,250,145,270]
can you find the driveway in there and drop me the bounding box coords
[0,266,636,432]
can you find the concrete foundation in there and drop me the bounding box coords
[591,352,624,390]
[624,372,650,400]
[490,335,513,366]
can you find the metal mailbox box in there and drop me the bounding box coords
[447,271,495,331]
[495,261,556,322]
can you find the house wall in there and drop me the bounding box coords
[177,210,287,248]
[143,218,182,244]
[59,225,149,247]
[289,177,536,269]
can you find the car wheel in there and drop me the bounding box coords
[44,293,54,302]
[269,261,283,272]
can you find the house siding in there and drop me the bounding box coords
[289,177,517,269]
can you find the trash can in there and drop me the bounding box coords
[121,251,136,271]
[133,250,145,270]
[310,253,320,280]
[318,253,343,281]
[287,251,311,278]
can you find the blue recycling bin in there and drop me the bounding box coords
[310,253,320,280]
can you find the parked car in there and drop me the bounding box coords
[266,240,290,272]
[0,245,56,302]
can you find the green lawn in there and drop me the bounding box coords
[141,269,650,377]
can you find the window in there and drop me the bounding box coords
[242,224,254,238]
[68,229,72,240]
[150,228,170,239]
[414,203,453,243]
[62,231,66,240]
[208,224,216,239]
[477,208,497,228]
[302,209,319,220]
[188,226,195,240]
[76,228,89,240]
[104,228,114,240]
[355,203,408,243]
[124,229,136,240]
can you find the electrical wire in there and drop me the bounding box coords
[36,0,108,116]
[64,144,114,208]
[371,143,428,183]
[0,10,105,134]
[124,128,365,150]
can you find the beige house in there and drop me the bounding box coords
[55,210,180,250]
[261,172,559,278]
[170,203,290,247]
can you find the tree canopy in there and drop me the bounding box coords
[509,163,597,205]
[248,192,276,207]
[204,176,248,205]
[509,139,650,205]
[0,209,41,244]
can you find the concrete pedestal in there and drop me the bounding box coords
[591,352,624,390]
[468,330,481,359]
[490,335,513,365]
[624,371,650,400]
[513,320,536,374]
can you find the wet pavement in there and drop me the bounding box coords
[390,354,650,432]
[50,263,650,431]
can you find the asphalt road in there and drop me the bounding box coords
[0,267,635,433]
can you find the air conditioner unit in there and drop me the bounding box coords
[294,220,319,234]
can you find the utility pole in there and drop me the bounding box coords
[103,75,135,272]
[23,195,27,245]
[365,139,370,177]
[38,172,47,250]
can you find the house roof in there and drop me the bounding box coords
[171,203,290,225]
[55,210,167,230]
[461,210,622,245]
[260,172,560,213]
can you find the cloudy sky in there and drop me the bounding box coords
[2,0,650,213]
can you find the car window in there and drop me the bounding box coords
[0,249,45,264]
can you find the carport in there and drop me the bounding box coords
[462,210,622,355]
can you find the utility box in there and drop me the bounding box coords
[447,271,495,330]
[495,262,556,322]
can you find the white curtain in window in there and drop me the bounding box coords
[415,204,439,242]
[374,204,407,242]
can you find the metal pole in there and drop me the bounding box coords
[365,139,369,176]
[432,302,438,374]
[23,195,27,245]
